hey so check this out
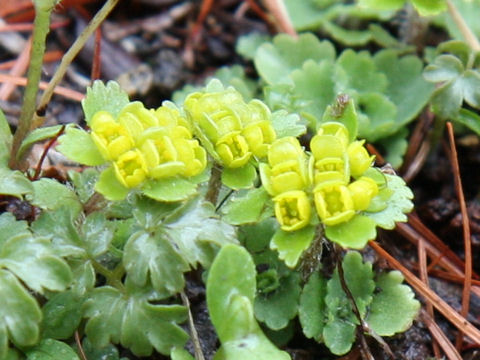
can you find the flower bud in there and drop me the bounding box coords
[268,137,305,167]
[316,122,349,147]
[174,138,207,177]
[274,190,311,231]
[242,120,276,158]
[113,149,148,188]
[314,181,355,226]
[90,111,134,160]
[348,176,379,211]
[347,140,375,178]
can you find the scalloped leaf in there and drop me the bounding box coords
[236,33,272,60]
[0,168,33,198]
[56,127,105,166]
[255,33,336,85]
[123,231,189,298]
[80,338,123,360]
[27,178,82,215]
[163,198,237,268]
[83,286,188,356]
[82,80,130,125]
[377,128,409,169]
[375,50,435,133]
[270,226,316,268]
[412,0,446,16]
[323,251,375,355]
[364,174,413,229]
[222,187,272,225]
[254,272,301,330]
[0,269,42,358]
[42,291,85,340]
[207,244,291,360]
[337,50,388,94]
[366,271,420,336]
[271,110,307,138]
[325,215,377,249]
[171,348,195,360]
[290,59,337,126]
[454,108,480,136]
[299,271,327,341]
[26,339,79,360]
[356,92,397,142]
[0,213,29,246]
[221,163,257,190]
[0,233,72,293]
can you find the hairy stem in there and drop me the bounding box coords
[9,0,55,169]
[205,165,222,205]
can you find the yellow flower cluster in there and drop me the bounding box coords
[184,87,276,168]
[261,122,378,231]
[90,102,207,188]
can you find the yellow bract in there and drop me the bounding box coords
[274,190,311,232]
[184,86,276,168]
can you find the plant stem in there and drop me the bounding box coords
[91,259,125,292]
[180,292,205,360]
[205,165,222,205]
[446,0,480,51]
[9,0,55,169]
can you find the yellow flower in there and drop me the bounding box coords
[348,176,378,211]
[140,136,185,179]
[118,102,158,139]
[347,140,375,178]
[174,138,207,177]
[216,132,251,168]
[268,137,305,166]
[90,111,134,160]
[242,120,276,158]
[314,181,355,226]
[316,122,349,148]
[154,106,192,137]
[274,190,311,231]
[113,149,148,188]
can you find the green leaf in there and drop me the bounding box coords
[56,127,105,166]
[454,108,480,136]
[142,177,198,202]
[337,50,387,94]
[207,244,291,360]
[17,125,66,162]
[171,348,195,360]
[123,231,189,298]
[322,21,373,46]
[240,218,278,253]
[321,96,358,141]
[299,271,327,341]
[213,65,258,101]
[325,215,377,249]
[364,174,413,229]
[358,0,404,11]
[377,128,409,169]
[0,109,12,167]
[412,0,446,16]
[81,212,114,257]
[82,80,130,125]
[95,167,129,201]
[366,271,420,336]
[255,33,336,85]
[32,207,85,257]
[221,163,257,190]
[0,168,33,198]
[68,168,99,203]
[323,251,375,355]
[423,54,464,82]
[222,187,272,225]
[270,226,316,268]
[283,0,325,31]
[42,291,85,340]
[356,92,397,142]
[290,59,337,126]
[436,0,480,42]
[79,338,122,360]
[254,272,301,330]
[0,213,30,247]
[271,110,307,138]
[236,33,271,60]
[84,286,188,356]
[26,339,79,360]
[0,269,42,358]
[164,198,237,268]
[375,50,435,133]
[0,233,73,293]
[431,80,464,119]
[70,260,95,296]
[27,178,82,215]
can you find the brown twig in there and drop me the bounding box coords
[0,36,32,101]
[75,331,88,360]
[91,27,102,81]
[262,0,297,37]
[446,122,472,351]
[31,125,65,181]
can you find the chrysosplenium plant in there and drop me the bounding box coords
[51,79,417,358]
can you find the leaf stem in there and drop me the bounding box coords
[446,0,480,51]
[9,0,55,169]
[91,259,125,292]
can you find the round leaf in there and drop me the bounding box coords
[270,226,316,268]
[325,215,377,249]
